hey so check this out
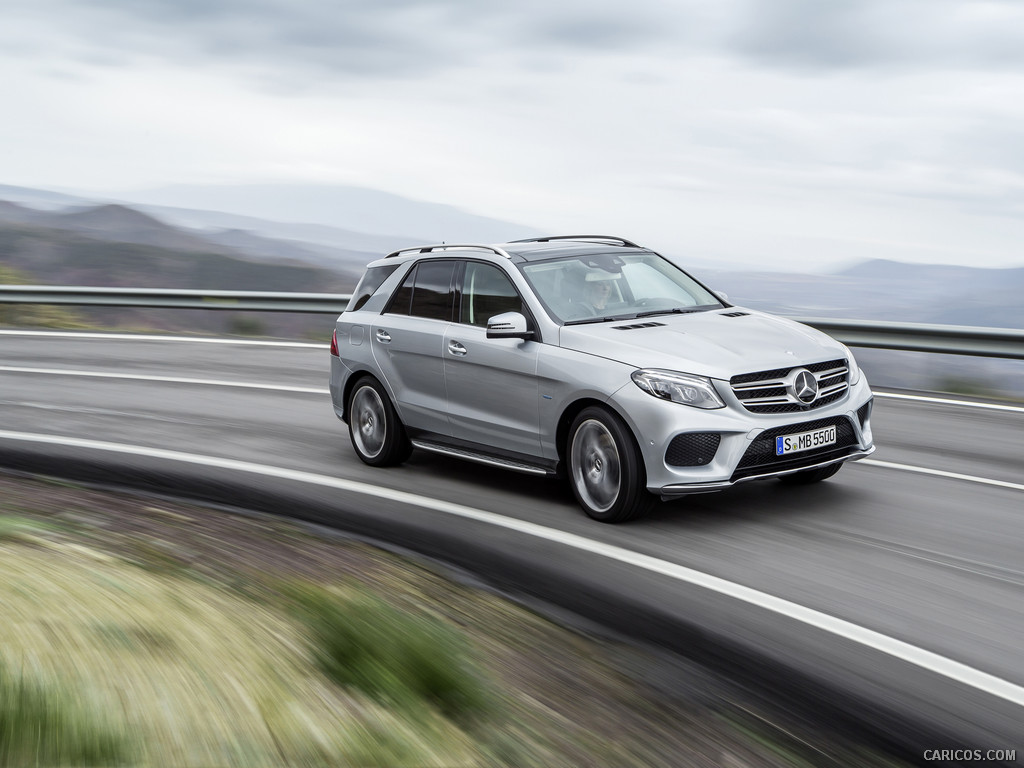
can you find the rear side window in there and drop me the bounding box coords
[411,260,457,320]
[347,265,399,312]
[386,266,415,315]
[385,260,456,320]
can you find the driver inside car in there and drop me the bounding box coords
[578,273,616,315]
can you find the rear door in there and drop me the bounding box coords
[443,260,542,458]
[370,259,456,437]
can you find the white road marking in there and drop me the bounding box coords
[875,391,1024,414]
[861,459,1024,493]
[0,428,1022,709]
[2,333,1021,410]
[0,366,329,395]
[1,367,1021,493]
[0,330,325,349]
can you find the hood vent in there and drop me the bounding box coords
[720,311,750,318]
[612,321,667,330]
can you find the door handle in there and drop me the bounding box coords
[375,329,391,343]
[447,340,467,357]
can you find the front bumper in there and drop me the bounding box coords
[609,375,875,497]
[658,445,875,498]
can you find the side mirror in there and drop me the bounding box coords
[486,312,534,340]
[713,290,729,303]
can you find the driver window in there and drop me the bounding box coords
[460,262,524,327]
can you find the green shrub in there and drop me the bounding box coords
[286,585,494,724]
[0,661,128,766]
[225,314,266,337]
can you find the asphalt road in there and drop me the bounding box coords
[1,331,1022,758]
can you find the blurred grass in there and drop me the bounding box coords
[284,583,495,725]
[0,515,59,544]
[0,545,482,767]
[0,661,128,766]
[0,474,912,767]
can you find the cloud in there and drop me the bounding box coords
[12,0,1024,83]
[732,0,1024,71]
[8,0,693,83]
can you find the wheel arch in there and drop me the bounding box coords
[341,369,386,424]
[556,397,645,472]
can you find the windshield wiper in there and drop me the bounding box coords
[563,315,624,326]
[634,307,704,319]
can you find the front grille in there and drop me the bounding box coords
[730,358,849,414]
[666,433,721,467]
[732,416,857,481]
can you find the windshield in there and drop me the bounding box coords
[519,252,723,324]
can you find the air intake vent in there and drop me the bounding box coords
[857,399,873,428]
[720,311,750,317]
[612,322,667,330]
[666,433,721,467]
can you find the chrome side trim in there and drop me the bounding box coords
[411,440,553,476]
[657,447,875,499]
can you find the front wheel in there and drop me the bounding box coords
[778,462,843,485]
[347,377,411,467]
[567,407,654,523]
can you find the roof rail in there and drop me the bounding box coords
[385,243,512,259]
[507,234,642,248]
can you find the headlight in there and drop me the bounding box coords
[841,345,862,385]
[631,369,725,409]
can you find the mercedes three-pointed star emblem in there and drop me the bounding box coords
[791,368,818,404]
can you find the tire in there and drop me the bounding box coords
[778,461,843,485]
[347,377,412,467]
[567,406,654,523]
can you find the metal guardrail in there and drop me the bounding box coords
[1,286,1023,360]
[794,317,1024,360]
[0,286,351,314]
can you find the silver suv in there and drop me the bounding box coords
[329,235,874,522]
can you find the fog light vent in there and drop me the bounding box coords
[666,433,721,467]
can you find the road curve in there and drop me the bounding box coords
[1,331,1022,760]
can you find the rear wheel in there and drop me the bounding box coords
[778,462,842,485]
[347,377,411,466]
[567,407,654,523]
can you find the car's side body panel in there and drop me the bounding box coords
[443,324,543,457]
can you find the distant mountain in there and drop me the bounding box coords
[702,259,1024,329]
[45,204,246,256]
[0,199,376,283]
[135,204,422,257]
[835,259,1024,328]
[119,183,541,244]
[0,184,92,210]
[0,221,344,293]
[0,210,348,336]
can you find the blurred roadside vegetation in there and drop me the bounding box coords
[0,474,906,768]
[0,265,93,329]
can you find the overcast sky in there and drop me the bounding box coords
[3,0,1024,271]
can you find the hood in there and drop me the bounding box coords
[557,309,846,380]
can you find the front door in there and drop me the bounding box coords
[443,261,541,458]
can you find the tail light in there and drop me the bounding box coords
[330,329,339,357]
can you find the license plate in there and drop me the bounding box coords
[776,425,837,456]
